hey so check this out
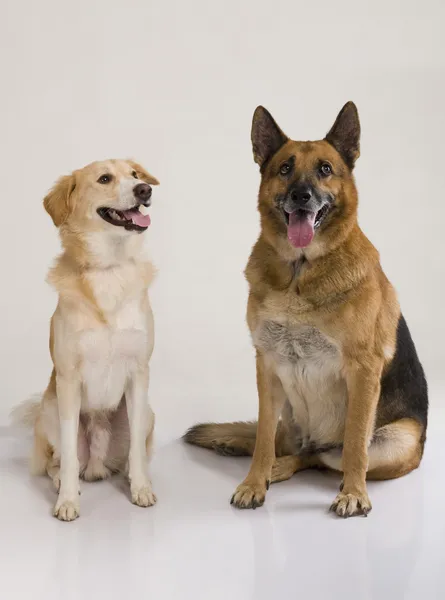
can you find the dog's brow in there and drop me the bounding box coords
[299,142,315,154]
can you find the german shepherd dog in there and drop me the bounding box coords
[185,103,428,517]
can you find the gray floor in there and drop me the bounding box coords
[1,394,444,600]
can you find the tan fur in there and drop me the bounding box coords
[43,174,77,227]
[13,159,159,520]
[186,103,426,518]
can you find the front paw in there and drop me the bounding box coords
[330,489,372,518]
[53,497,80,521]
[231,481,268,509]
[131,484,157,507]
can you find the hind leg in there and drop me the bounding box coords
[83,412,112,482]
[322,418,424,516]
[367,418,424,480]
[47,455,61,492]
[271,455,321,483]
[105,399,130,473]
[30,425,51,476]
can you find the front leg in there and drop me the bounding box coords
[330,356,383,518]
[53,374,81,521]
[231,355,286,509]
[125,368,156,507]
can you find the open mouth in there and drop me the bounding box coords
[283,204,331,248]
[314,204,330,228]
[97,205,151,232]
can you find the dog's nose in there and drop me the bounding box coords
[133,183,152,204]
[290,187,312,205]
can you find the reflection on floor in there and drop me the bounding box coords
[1,417,444,600]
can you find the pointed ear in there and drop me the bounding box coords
[251,106,288,170]
[325,102,360,169]
[43,173,77,227]
[128,160,159,185]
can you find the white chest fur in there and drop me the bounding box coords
[253,319,347,447]
[78,303,152,411]
[53,261,154,412]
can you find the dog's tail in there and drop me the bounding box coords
[10,395,50,475]
[10,395,42,429]
[184,420,342,457]
[184,420,292,457]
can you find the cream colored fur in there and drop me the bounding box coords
[12,159,159,521]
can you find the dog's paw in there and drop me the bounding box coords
[271,456,300,483]
[230,482,268,509]
[53,498,80,522]
[131,485,157,508]
[330,490,372,518]
[52,473,61,493]
[83,460,112,482]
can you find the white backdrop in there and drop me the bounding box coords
[1,0,444,432]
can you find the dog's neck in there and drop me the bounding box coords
[48,230,154,317]
[60,228,146,271]
[247,217,378,304]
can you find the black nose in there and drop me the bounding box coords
[290,186,312,205]
[133,183,152,204]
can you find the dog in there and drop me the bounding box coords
[12,159,159,521]
[185,103,428,517]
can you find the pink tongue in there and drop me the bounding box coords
[123,208,151,228]
[287,211,316,248]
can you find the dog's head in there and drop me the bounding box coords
[252,102,360,251]
[44,159,159,234]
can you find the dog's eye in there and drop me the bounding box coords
[320,163,332,177]
[131,170,138,179]
[280,162,291,176]
[97,174,113,184]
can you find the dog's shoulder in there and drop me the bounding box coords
[48,254,155,325]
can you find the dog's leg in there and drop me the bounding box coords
[83,412,112,481]
[271,454,321,483]
[231,355,285,508]
[330,357,382,518]
[30,426,50,476]
[47,455,61,492]
[53,375,81,521]
[367,418,424,479]
[42,409,89,490]
[125,369,156,507]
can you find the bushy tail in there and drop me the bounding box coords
[10,395,50,475]
[184,421,290,457]
[184,419,342,459]
[184,421,258,456]
[10,395,42,429]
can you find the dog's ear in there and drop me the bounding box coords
[251,106,288,170]
[43,174,77,227]
[325,102,360,169]
[128,160,160,185]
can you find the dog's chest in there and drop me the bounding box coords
[78,280,152,411]
[255,320,338,364]
[253,318,347,445]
